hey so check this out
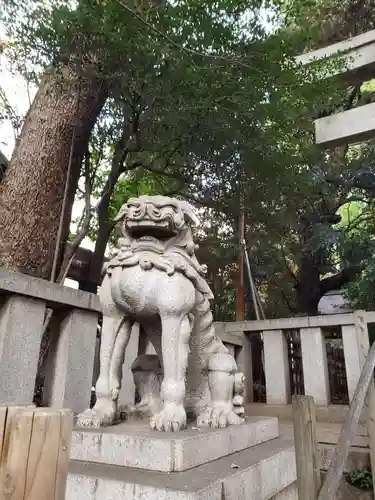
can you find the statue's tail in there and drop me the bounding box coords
[232,372,245,418]
[193,292,228,354]
[193,292,246,418]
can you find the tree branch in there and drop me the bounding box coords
[320,266,361,295]
[57,149,93,283]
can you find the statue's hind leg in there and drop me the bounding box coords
[130,354,163,417]
[197,352,245,428]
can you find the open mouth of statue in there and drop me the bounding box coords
[127,223,177,241]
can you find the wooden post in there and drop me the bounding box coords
[318,338,375,500]
[0,404,36,458]
[351,312,375,500]
[0,406,73,500]
[292,395,321,500]
[368,386,375,500]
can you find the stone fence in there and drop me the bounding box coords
[0,267,243,414]
[0,267,100,413]
[216,311,375,407]
[5,265,369,414]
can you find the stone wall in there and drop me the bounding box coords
[0,267,245,413]
[0,267,100,413]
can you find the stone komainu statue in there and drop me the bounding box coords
[77,195,245,431]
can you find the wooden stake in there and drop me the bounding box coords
[25,410,61,500]
[368,384,375,500]
[54,409,74,500]
[292,395,320,500]
[0,405,35,461]
[318,339,375,500]
[0,409,34,500]
[353,312,375,500]
[0,406,73,500]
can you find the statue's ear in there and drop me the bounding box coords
[179,200,201,227]
[113,203,128,222]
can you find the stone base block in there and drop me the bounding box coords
[71,416,278,472]
[67,437,296,500]
[273,483,298,499]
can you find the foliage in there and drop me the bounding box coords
[4,0,375,317]
[348,468,373,491]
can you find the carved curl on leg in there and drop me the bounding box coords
[197,352,245,428]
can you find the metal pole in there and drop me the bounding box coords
[236,204,245,321]
[241,238,263,320]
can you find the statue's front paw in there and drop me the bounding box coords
[197,404,245,429]
[76,400,116,428]
[150,403,187,432]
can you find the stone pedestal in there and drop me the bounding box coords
[67,417,298,500]
[71,416,278,472]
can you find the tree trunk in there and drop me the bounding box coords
[295,255,322,315]
[80,205,112,293]
[296,253,360,315]
[0,63,108,278]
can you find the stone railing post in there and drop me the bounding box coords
[263,329,291,404]
[300,327,330,405]
[43,308,99,414]
[0,296,46,404]
[342,314,369,402]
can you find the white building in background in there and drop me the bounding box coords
[318,289,353,315]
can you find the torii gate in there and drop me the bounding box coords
[296,29,375,148]
[235,31,375,321]
[297,31,375,500]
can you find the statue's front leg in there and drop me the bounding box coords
[77,313,132,427]
[150,314,192,432]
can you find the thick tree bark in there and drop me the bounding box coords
[0,63,108,278]
[80,205,111,293]
[295,255,322,315]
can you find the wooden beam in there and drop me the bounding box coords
[315,102,375,148]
